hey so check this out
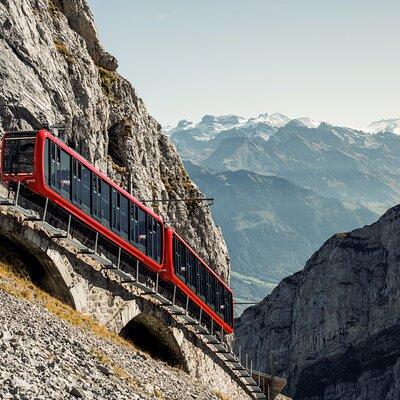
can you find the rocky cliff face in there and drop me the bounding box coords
[235,205,400,400]
[0,0,230,281]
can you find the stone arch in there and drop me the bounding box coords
[0,231,76,308]
[120,312,187,370]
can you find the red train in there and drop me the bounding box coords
[0,129,234,333]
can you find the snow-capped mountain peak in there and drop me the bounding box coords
[256,112,291,127]
[293,117,321,129]
[363,118,400,135]
[197,114,246,131]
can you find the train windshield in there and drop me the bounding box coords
[3,134,36,174]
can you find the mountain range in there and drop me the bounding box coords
[185,162,375,304]
[167,114,400,305]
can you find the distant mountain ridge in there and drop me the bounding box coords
[185,162,376,304]
[363,117,400,135]
[167,113,400,139]
[170,115,400,213]
[167,113,321,162]
[169,113,400,305]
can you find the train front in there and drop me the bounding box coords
[1,131,42,188]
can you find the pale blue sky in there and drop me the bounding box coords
[87,0,399,128]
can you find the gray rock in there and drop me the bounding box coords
[0,330,12,341]
[97,365,111,376]
[69,386,83,398]
[236,204,400,400]
[97,52,118,71]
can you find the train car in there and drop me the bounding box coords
[163,227,234,334]
[1,129,163,271]
[1,129,234,334]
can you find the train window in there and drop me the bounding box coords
[225,290,233,325]
[205,271,212,308]
[120,195,129,240]
[44,139,49,182]
[173,237,185,280]
[147,216,154,259]
[184,248,190,285]
[191,255,197,291]
[130,203,139,245]
[146,217,161,262]
[138,207,146,252]
[100,180,110,226]
[193,258,199,293]
[49,142,58,189]
[3,136,36,175]
[216,282,223,317]
[60,149,71,200]
[186,250,193,288]
[92,175,102,219]
[111,189,120,231]
[111,190,129,240]
[210,275,216,310]
[49,142,71,200]
[156,222,162,263]
[173,238,178,274]
[195,260,202,296]
[71,159,82,205]
[81,165,91,213]
[198,263,206,300]
[152,219,158,260]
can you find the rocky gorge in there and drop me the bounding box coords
[235,203,400,400]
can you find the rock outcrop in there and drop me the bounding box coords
[235,205,400,400]
[0,0,229,281]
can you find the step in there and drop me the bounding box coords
[10,205,40,220]
[85,252,113,267]
[35,220,66,237]
[0,199,14,205]
[252,393,267,399]
[221,352,238,362]
[61,237,93,253]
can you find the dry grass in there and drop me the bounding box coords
[0,248,130,349]
[212,390,231,400]
[53,38,75,64]
[153,387,165,399]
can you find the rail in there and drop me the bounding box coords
[0,180,284,399]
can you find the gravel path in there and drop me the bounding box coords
[0,289,222,400]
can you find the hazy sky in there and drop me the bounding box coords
[87,0,399,128]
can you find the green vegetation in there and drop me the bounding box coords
[98,66,117,101]
[48,0,60,17]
